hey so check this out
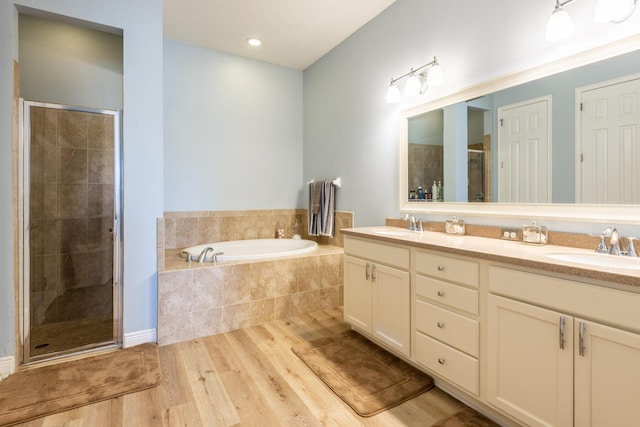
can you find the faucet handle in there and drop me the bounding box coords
[625,237,638,257]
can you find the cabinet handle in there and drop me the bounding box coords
[437,322,444,328]
[559,317,565,349]
[579,322,586,357]
[437,290,445,297]
[437,265,445,271]
[438,358,446,365]
[371,264,376,282]
[365,263,370,280]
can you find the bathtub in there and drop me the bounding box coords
[181,238,318,262]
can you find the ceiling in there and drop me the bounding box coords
[163,0,396,71]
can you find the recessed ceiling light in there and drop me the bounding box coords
[247,38,262,47]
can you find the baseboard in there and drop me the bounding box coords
[0,355,15,380]
[123,328,157,348]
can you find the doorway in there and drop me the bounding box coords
[19,100,123,363]
[577,74,640,204]
[497,96,552,203]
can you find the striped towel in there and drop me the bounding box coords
[308,180,336,237]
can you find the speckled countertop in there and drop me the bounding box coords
[341,226,640,288]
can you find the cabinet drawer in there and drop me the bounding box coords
[489,265,640,333]
[415,251,478,288]
[416,300,479,357]
[415,332,478,396]
[344,236,409,269]
[415,275,478,315]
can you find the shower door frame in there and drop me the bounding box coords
[18,99,124,364]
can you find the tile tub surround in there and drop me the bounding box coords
[157,247,344,346]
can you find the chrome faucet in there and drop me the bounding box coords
[406,214,417,231]
[197,247,214,263]
[608,228,622,256]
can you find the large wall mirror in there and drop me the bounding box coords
[399,35,640,223]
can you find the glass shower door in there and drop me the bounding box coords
[20,100,122,362]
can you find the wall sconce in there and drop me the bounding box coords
[386,56,444,103]
[546,0,639,41]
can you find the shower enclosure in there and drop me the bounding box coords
[19,100,123,363]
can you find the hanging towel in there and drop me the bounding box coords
[308,180,337,237]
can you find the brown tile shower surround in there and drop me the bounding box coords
[157,209,353,346]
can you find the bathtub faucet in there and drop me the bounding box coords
[197,247,214,263]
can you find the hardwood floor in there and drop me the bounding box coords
[17,308,470,426]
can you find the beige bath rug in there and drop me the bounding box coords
[0,343,162,426]
[292,330,434,417]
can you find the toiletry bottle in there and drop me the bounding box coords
[417,186,423,199]
[438,181,443,201]
[432,181,438,201]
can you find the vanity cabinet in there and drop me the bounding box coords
[344,236,411,356]
[413,250,480,395]
[487,265,640,427]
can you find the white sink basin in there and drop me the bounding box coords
[372,229,421,237]
[544,252,640,271]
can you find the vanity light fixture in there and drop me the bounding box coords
[386,56,443,103]
[545,0,638,41]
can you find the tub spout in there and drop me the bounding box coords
[197,247,214,263]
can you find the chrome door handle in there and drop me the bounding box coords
[579,322,586,356]
[371,264,376,282]
[559,317,565,349]
[365,263,370,280]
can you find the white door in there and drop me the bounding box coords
[372,263,410,356]
[577,75,640,204]
[487,295,573,427]
[574,319,640,427]
[498,96,551,203]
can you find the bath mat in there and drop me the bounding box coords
[432,407,501,427]
[291,330,434,417]
[0,343,162,426]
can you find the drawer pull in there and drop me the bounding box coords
[365,263,370,280]
[371,264,376,282]
[437,290,445,297]
[437,265,445,271]
[438,358,446,365]
[437,322,445,328]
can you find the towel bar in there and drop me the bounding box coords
[307,177,341,188]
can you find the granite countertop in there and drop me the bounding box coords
[341,226,640,288]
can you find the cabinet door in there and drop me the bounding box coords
[343,255,372,333]
[487,295,573,427]
[372,263,410,356]
[574,319,640,427]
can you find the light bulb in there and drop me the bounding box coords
[545,7,574,41]
[594,0,635,22]
[404,73,422,96]
[427,63,444,86]
[386,83,401,103]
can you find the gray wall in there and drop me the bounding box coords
[163,40,304,211]
[19,14,123,109]
[0,0,163,358]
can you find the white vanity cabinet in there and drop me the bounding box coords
[487,265,640,427]
[413,250,480,395]
[344,236,411,356]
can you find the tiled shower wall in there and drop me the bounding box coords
[29,106,113,326]
[157,209,352,345]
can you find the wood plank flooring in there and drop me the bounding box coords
[15,308,470,426]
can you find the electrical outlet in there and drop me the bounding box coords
[501,228,521,241]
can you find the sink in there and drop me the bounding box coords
[543,252,640,271]
[372,229,421,237]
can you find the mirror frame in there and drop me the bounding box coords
[399,34,640,224]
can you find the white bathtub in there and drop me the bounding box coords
[181,238,318,262]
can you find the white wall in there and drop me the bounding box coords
[0,0,163,358]
[163,40,304,211]
[303,0,640,227]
